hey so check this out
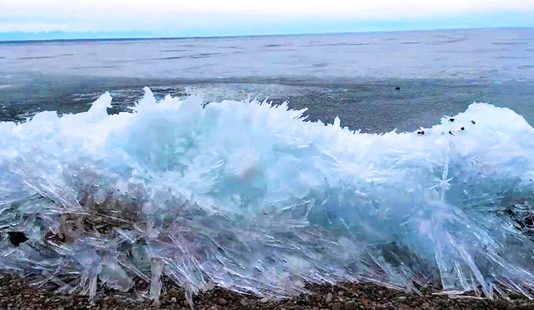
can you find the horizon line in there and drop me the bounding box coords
[1,25,532,44]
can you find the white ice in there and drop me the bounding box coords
[0,88,533,302]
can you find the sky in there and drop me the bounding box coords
[1,0,534,40]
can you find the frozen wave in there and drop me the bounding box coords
[1,88,534,303]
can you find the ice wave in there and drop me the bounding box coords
[0,88,534,303]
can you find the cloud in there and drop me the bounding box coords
[1,0,534,34]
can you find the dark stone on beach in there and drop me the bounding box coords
[395,86,400,90]
[344,300,358,310]
[471,120,476,124]
[449,118,455,122]
[7,232,28,247]
[217,297,227,305]
[449,131,454,135]
[461,127,465,131]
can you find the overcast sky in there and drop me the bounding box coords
[1,0,534,39]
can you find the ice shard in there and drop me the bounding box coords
[0,87,533,302]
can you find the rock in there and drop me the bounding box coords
[517,302,532,310]
[7,232,28,247]
[494,299,510,310]
[326,293,333,303]
[330,302,343,310]
[217,297,228,305]
[170,297,177,303]
[344,300,358,310]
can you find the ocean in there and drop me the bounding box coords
[1,28,534,132]
[2,28,534,301]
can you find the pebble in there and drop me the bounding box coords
[344,300,358,310]
[517,303,532,310]
[331,303,343,310]
[0,274,531,310]
[494,299,510,309]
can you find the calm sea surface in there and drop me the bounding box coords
[1,28,534,132]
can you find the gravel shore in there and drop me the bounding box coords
[0,274,532,310]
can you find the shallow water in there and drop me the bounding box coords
[1,28,534,132]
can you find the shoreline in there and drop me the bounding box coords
[0,275,531,309]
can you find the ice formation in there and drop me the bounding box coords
[1,88,534,303]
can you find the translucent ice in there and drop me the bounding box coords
[0,88,534,302]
